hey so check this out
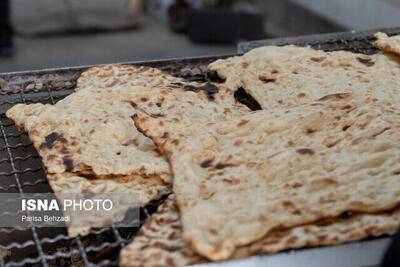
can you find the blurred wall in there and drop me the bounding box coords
[257,0,345,37]
[11,0,135,35]
[292,0,400,30]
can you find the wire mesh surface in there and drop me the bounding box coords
[1,28,400,266]
[0,56,225,267]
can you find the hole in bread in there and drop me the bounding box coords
[234,87,262,111]
[206,70,225,83]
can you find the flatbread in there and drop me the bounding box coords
[48,172,171,237]
[134,99,400,260]
[76,64,185,91]
[6,62,250,238]
[6,86,171,181]
[374,32,400,56]
[77,63,250,137]
[119,195,204,267]
[119,195,400,267]
[208,45,400,110]
[130,85,250,148]
[6,103,47,130]
[6,81,249,179]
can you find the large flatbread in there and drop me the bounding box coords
[77,64,250,131]
[6,86,171,180]
[120,195,400,267]
[6,83,248,180]
[6,85,174,236]
[76,64,183,91]
[7,64,249,237]
[130,85,250,147]
[120,195,205,267]
[48,172,171,237]
[374,32,400,56]
[7,67,249,236]
[208,45,400,110]
[7,61,249,178]
[134,98,400,260]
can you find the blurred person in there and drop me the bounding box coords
[0,0,13,57]
[168,0,190,32]
[129,0,143,16]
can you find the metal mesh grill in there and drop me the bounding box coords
[0,28,400,266]
[0,56,223,267]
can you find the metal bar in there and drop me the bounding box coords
[0,143,33,151]
[0,167,43,176]
[111,224,126,247]
[143,207,150,219]
[1,121,15,127]
[18,84,27,104]
[85,240,122,253]
[0,180,47,193]
[0,155,40,164]
[76,238,90,266]
[0,240,35,250]
[96,259,119,266]
[5,256,43,267]
[0,131,27,138]
[45,82,56,105]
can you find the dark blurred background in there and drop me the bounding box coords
[0,0,399,73]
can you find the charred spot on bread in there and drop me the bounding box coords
[40,132,67,149]
[259,77,276,83]
[183,83,219,101]
[357,57,375,67]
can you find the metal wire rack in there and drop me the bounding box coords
[0,28,400,266]
[0,56,224,267]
